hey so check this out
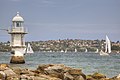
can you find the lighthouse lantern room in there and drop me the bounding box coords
[8,12,27,64]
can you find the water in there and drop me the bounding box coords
[0,52,120,78]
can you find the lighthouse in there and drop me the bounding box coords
[8,12,27,64]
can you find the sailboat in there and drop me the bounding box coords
[65,49,68,53]
[24,43,34,54]
[100,50,109,56]
[99,35,111,56]
[60,50,64,53]
[85,48,88,52]
[75,48,77,52]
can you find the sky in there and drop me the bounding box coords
[0,0,120,42]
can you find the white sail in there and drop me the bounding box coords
[75,48,77,52]
[25,43,34,53]
[65,49,67,53]
[85,48,88,52]
[105,35,111,53]
[99,35,111,56]
[95,49,99,53]
[60,50,64,52]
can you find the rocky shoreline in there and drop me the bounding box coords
[0,64,120,80]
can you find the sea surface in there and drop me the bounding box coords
[0,52,120,78]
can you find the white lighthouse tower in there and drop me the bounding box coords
[8,12,27,64]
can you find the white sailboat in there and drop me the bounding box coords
[100,50,109,56]
[100,35,111,56]
[24,43,34,54]
[85,48,88,52]
[105,35,111,53]
[65,49,68,53]
[60,50,64,53]
[75,48,77,52]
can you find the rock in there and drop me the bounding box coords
[0,64,9,71]
[68,68,82,75]
[75,75,85,80]
[64,72,74,80]
[37,64,54,73]
[92,72,106,79]
[13,68,22,75]
[20,75,32,80]
[110,74,120,80]
[117,74,120,79]
[6,76,19,80]
[86,75,95,80]
[37,64,86,80]
[1,64,119,80]
[4,69,17,77]
[20,68,30,75]
[0,71,6,80]
[44,64,64,79]
[67,68,86,80]
[10,56,25,64]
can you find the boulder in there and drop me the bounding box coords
[75,75,85,80]
[6,76,19,80]
[13,68,22,75]
[0,71,6,80]
[117,74,120,79]
[86,75,95,80]
[44,64,64,78]
[0,64,9,71]
[109,74,120,80]
[68,68,82,75]
[64,72,74,80]
[68,68,86,80]
[20,74,32,80]
[91,72,106,79]
[37,64,54,73]
[4,69,17,77]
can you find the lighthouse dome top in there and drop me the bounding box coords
[12,12,24,22]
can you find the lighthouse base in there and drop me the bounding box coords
[10,56,25,64]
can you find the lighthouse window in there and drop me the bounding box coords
[16,22,20,27]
